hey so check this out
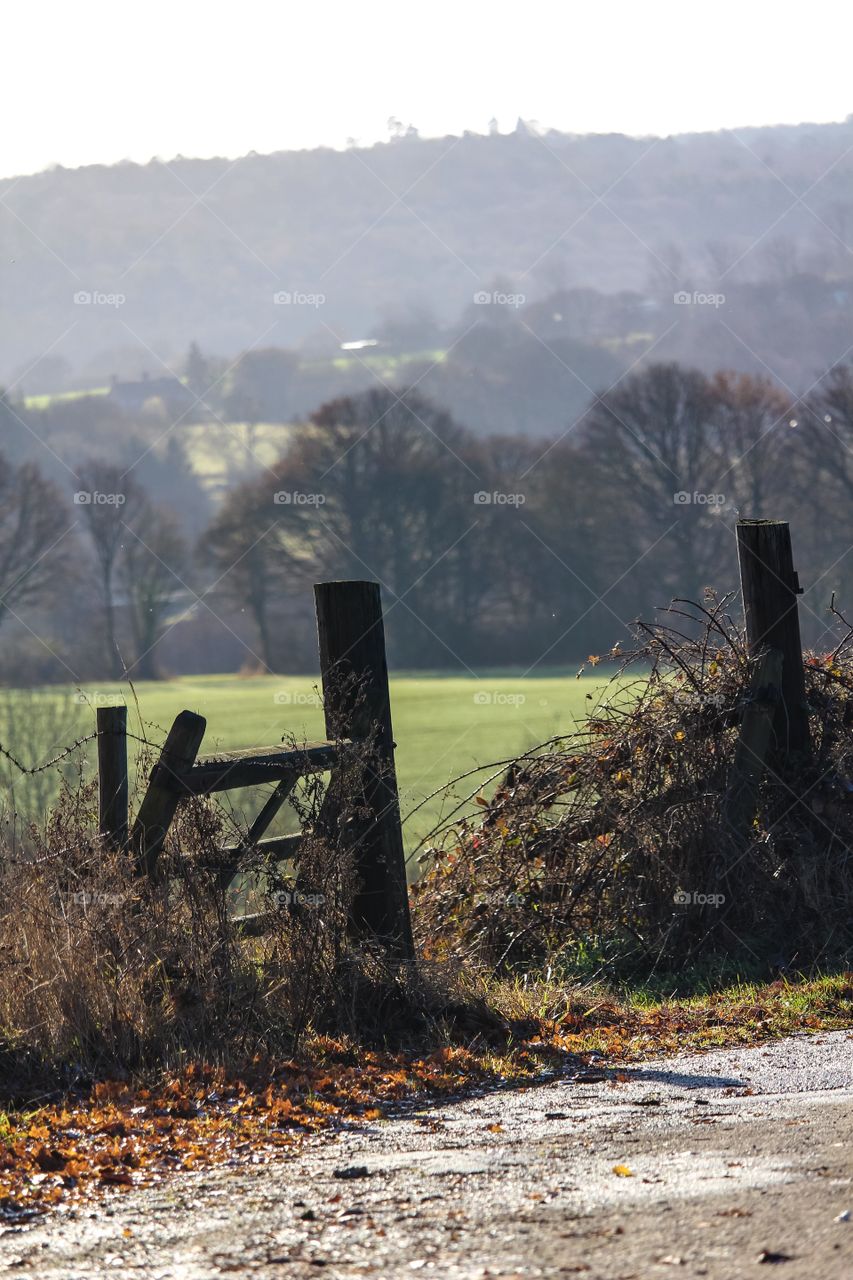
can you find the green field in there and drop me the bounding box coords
[181,422,293,495]
[11,672,617,863]
[313,348,448,376]
[22,386,110,410]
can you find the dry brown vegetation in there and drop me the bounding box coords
[413,596,853,975]
[0,734,491,1109]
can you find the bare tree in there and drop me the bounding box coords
[268,389,488,663]
[801,364,853,505]
[75,461,143,678]
[121,505,187,680]
[709,371,791,516]
[0,455,74,630]
[581,363,725,600]
[204,479,284,671]
[205,389,497,667]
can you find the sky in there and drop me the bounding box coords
[5,0,852,179]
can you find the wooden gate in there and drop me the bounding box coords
[97,581,414,961]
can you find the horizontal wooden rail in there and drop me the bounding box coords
[224,832,304,860]
[231,888,327,937]
[231,910,277,937]
[200,833,304,877]
[158,739,353,795]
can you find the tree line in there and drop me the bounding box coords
[1,359,851,680]
[206,361,853,668]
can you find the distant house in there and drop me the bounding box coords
[108,372,196,414]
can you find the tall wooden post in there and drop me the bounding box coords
[314,580,414,962]
[131,710,207,879]
[97,704,128,849]
[736,520,810,757]
[722,647,783,846]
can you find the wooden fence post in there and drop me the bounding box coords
[131,710,207,879]
[735,519,810,757]
[97,704,128,849]
[314,580,415,962]
[722,647,782,848]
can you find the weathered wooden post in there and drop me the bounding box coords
[131,710,207,879]
[722,647,782,846]
[97,704,128,849]
[314,580,415,962]
[736,520,810,757]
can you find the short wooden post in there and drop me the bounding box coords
[131,710,207,879]
[736,520,810,757]
[722,647,782,847]
[97,704,128,849]
[314,580,414,962]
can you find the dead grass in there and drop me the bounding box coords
[0,720,496,1105]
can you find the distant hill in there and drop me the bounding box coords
[3,119,853,391]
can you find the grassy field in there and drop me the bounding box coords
[314,348,448,375]
[22,386,109,410]
[8,671,617,861]
[181,422,293,495]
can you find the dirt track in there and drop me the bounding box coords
[6,1031,852,1279]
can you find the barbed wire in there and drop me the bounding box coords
[0,732,98,777]
[0,728,165,777]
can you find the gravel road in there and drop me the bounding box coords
[6,1030,852,1279]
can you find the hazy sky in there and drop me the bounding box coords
[5,0,852,179]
